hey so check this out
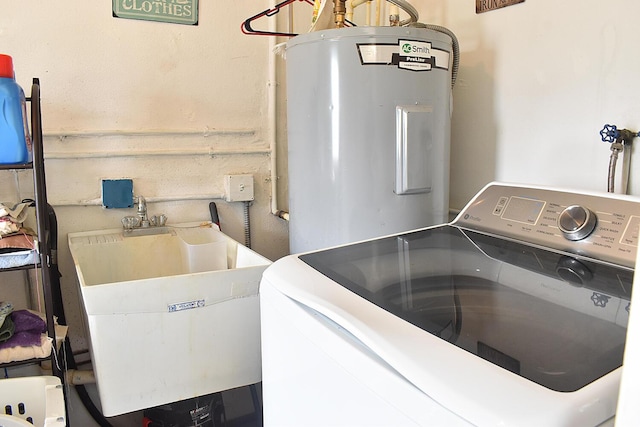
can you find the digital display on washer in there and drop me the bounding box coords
[501,196,545,224]
[300,226,634,392]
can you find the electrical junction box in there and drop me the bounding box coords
[224,174,254,202]
[102,179,134,209]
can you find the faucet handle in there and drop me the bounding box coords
[148,215,166,227]
[122,216,140,230]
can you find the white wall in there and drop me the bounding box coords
[413,0,640,208]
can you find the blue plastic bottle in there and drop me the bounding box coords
[0,54,31,164]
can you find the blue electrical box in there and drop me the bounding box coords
[102,179,134,209]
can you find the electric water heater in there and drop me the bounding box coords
[286,26,453,253]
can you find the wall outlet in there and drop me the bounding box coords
[224,174,254,202]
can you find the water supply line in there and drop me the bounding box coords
[346,0,418,26]
[386,0,419,26]
[600,124,639,194]
[346,0,368,23]
[389,3,400,26]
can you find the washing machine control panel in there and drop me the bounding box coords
[453,183,640,268]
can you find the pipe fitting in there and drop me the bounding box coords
[333,0,347,27]
[67,369,97,385]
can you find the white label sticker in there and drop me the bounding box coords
[168,299,205,312]
[357,44,398,64]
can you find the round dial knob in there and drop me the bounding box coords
[556,257,593,286]
[557,205,597,241]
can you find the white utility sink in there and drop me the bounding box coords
[68,222,271,416]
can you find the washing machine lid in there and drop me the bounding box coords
[299,225,633,393]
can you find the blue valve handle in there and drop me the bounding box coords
[600,124,640,143]
[600,124,618,143]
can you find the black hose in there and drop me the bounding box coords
[209,202,220,229]
[46,205,67,322]
[63,338,113,427]
[47,205,113,426]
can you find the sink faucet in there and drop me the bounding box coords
[121,195,167,232]
[137,196,149,227]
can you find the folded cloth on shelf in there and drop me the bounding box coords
[0,250,37,269]
[0,202,31,223]
[0,301,15,343]
[0,230,36,251]
[0,334,52,363]
[0,316,14,343]
[0,310,65,364]
[0,219,20,236]
[0,202,32,237]
[0,301,13,326]
[0,310,46,350]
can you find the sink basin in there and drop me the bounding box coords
[68,222,271,416]
[71,225,231,286]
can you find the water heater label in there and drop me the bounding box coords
[357,40,450,72]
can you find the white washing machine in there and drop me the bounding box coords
[260,182,638,427]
